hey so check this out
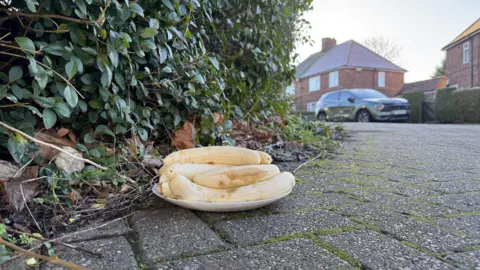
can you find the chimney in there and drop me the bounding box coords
[322,37,337,52]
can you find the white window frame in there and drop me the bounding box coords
[328,71,339,88]
[308,76,320,92]
[307,102,316,112]
[378,71,386,87]
[463,42,470,64]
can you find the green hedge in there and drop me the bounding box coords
[435,87,457,123]
[402,91,424,123]
[435,87,480,123]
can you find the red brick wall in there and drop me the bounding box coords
[294,68,404,110]
[445,34,480,88]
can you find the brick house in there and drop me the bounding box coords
[442,18,480,88]
[295,38,406,111]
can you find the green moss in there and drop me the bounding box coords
[305,234,362,268]
[316,226,359,235]
[348,217,382,232]
[295,178,306,184]
[262,233,304,244]
[460,245,480,252]
[434,210,480,219]
[400,241,443,258]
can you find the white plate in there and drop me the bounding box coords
[393,109,407,115]
[152,184,291,212]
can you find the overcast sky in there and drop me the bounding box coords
[295,0,480,83]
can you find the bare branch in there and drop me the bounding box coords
[361,36,402,64]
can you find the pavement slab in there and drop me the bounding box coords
[444,250,480,269]
[434,214,480,238]
[419,179,480,194]
[214,210,355,245]
[155,238,354,270]
[42,236,139,270]
[318,230,451,269]
[262,193,358,212]
[337,203,480,252]
[423,193,480,212]
[130,208,225,262]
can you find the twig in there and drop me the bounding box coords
[7,213,134,262]
[0,103,29,108]
[0,121,108,170]
[1,9,95,25]
[0,51,85,99]
[0,32,10,41]
[293,150,326,174]
[5,228,102,258]
[20,182,42,232]
[0,237,88,270]
[13,158,34,178]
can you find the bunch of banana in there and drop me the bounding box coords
[157,146,295,202]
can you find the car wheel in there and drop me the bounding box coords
[317,112,327,122]
[356,110,371,123]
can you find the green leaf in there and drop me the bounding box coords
[130,3,144,17]
[185,29,192,38]
[54,102,71,118]
[70,30,87,46]
[25,0,39,12]
[82,47,97,55]
[65,61,78,79]
[174,114,181,126]
[209,56,220,70]
[81,74,92,85]
[11,84,24,99]
[25,105,42,116]
[137,127,148,141]
[78,100,87,112]
[15,37,35,52]
[101,67,112,87]
[141,28,158,38]
[149,18,160,29]
[75,0,87,15]
[84,133,95,143]
[64,86,78,107]
[159,46,168,63]
[162,0,174,11]
[9,66,23,82]
[108,51,119,68]
[95,125,115,137]
[43,108,57,129]
[161,66,172,73]
[89,99,104,109]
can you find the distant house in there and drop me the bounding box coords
[442,18,480,88]
[397,76,447,100]
[295,38,406,111]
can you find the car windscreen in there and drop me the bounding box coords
[350,90,387,99]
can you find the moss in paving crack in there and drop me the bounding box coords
[295,177,306,184]
[316,226,359,235]
[347,217,382,233]
[434,210,480,219]
[305,234,362,268]
[400,241,445,259]
[459,245,480,252]
[152,246,229,264]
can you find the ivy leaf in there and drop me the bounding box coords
[209,56,220,70]
[64,86,78,107]
[141,28,158,38]
[54,102,71,118]
[9,66,23,82]
[162,0,174,11]
[149,18,160,29]
[15,37,36,53]
[101,67,113,87]
[65,61,78,79]
[43,108,57,129]
[130,3,144,17]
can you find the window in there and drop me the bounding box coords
[307,102,316,112]
[309,76,320,91]
[463,42,470,64]
[329,71,339,87]
[324,92,340,102]
[378,72,385,87]
[340,91,354,102]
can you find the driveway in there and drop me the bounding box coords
[31,123,480,269]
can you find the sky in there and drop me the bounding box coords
[295,0,480,83]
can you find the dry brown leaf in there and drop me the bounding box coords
[0,160,20,182]
[213,112,224,125]
[4,166,40,212]
[172,121,196,149]
[57,127,70,137]
[119,184,132,194]
[67,131,77,144]
[36,130,76,161]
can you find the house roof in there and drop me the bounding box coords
[296,40,406,79]
[397,76,444,95]
[442,18,480,50]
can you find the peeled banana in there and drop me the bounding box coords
[192,165,280,188]
[257,151,273,164]
[165,163,230,180]
[163,146,261,166]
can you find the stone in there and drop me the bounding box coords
[420,179,480,194]
[54,147,85,174]
[155,238,353,269]
[214,210,355,245]
[59,219,130,243]
[130,208,224,262]
[423,193,480,212]
[445,250,480,269]
[262,193,358,212]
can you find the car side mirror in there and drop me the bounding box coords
[348,97,355,103]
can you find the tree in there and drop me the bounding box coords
[431,58,446,78]
[361,36,402,64]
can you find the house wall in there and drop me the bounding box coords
[445,34,480,88]
[294,68,405,110]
